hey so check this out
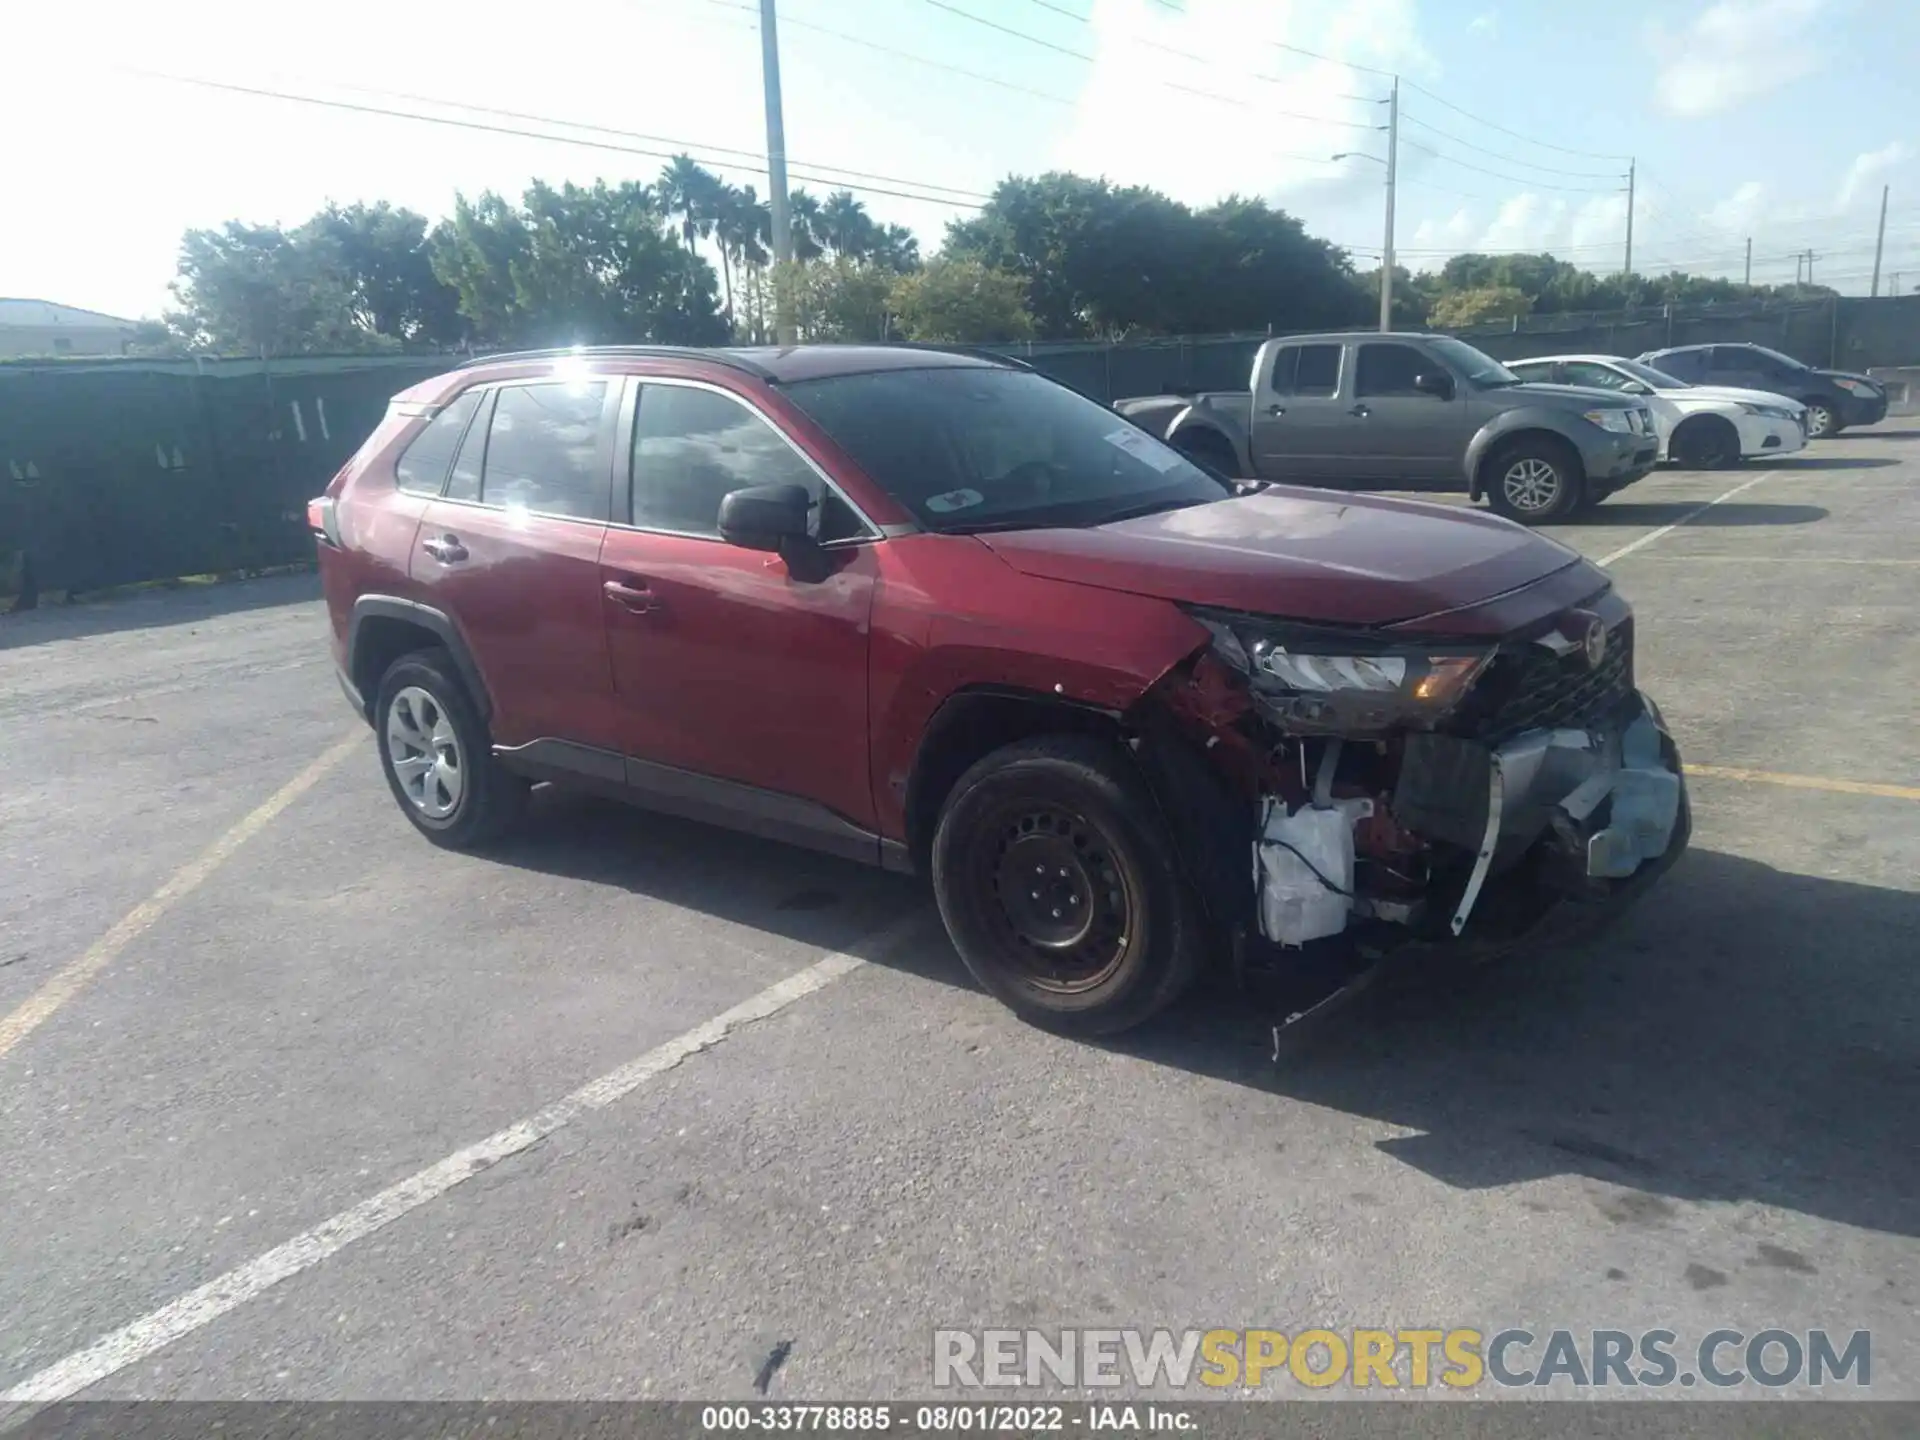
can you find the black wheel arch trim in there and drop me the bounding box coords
[348,595,493,723]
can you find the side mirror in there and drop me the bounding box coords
[1413,371,1454,400]
[717,483,812,553]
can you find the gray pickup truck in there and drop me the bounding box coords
[1113,331,1659,524]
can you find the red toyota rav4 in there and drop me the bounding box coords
[313,344,1688,1035]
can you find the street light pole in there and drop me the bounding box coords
[1380,76,1398,333]
[759,0,798,344]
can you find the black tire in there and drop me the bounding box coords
[1801,398,1839,440]
[374,647,528,849]
[1670,413,1741,469]
[1172,429,1242,480]
[1482,436,1586,524]
[930,735,1204,1037]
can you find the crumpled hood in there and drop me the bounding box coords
[1507,381,1638,408]
[977,487,1585,628]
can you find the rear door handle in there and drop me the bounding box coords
[420,533,468,563]
[1348,403,1371,418]
[603,578,658,614]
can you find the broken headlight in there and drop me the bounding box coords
[1187,608,1493,734]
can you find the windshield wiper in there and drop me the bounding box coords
[1095,496,1209,525]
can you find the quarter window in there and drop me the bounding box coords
[395,390,481,494]
[476,382,609,518]
[1562,361,1634,392]
[630,384,861,540]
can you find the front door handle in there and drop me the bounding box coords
[1265,403,1286,416]
[1348,403,1371,418]
[420,533,468,563]
[603,579,658,614]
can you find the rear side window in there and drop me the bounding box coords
[394,390,480,494]
[1651,349,1703,382]
[1508,360,1554,382]
[477,382,610,518]
[1355,342,1427,397]
[1288,344,1342,397]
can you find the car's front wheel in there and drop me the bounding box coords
[931,735,1203,1036]
[375,648,527,849]
[1802,399,1839,439]
[1671,413,1741,468]
[1484,438,1585,523]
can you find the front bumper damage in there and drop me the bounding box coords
[1394,690,1688,952]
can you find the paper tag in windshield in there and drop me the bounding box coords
[925,488,985,513]
[1103,426,1185,472]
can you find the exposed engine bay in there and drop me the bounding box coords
[1136,587,1688,976]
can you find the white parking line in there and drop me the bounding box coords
[0,732,363,1063]
[1597,469,1780,567]
[0,911,929,1407]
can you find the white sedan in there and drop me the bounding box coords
[1507,354,1806,467]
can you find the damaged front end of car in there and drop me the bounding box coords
[1129,586,1690,999]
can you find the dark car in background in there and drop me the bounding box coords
[1636,343,1888,439]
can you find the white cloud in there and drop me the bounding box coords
[1467,12,1498,36]
[1705,180,1767,233]
[1054,0,1433,214]
[1650,0,1827,117]
[1838,141,1912,208]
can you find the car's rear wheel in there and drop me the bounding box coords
[1484,437,1585,524]
[1670,413,1741,468]
[375,648,527,849]
[930,735,1203,1036]
[1172,429,1242,479]
[1802,399,1838,439]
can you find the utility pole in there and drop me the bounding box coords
[1870,184,1890,297]
[759,0,798,345]
[1806,250,1816,287]
[1623,159,1635,277]
[1379,76,1398,332]
[1743,237,1752,287]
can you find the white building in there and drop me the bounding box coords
[0,298,140,358]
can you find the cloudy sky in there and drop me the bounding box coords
[5,0,1916,320]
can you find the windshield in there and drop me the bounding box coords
[1422,335,1519,386]
[781,366,1230,533]
[1614,358,1688,388]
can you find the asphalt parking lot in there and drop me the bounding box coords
[2,426,1916,1407]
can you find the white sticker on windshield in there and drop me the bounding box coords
[924,487,986,513]
[1104,425,1186,472]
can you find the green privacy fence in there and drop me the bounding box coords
[0,355,446,600]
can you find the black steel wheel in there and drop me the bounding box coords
[931,735,1203,1035]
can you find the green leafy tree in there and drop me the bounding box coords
[1428,284,1534,329]
[781,257,894,340]
[168,221,365,355]
[786,189,826,262]
[300,202,464,344]
[888,257,1034,342]
[656,155,719,252]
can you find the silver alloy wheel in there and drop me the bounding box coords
[1804,403,1833,438]
[386,685,464,820]
[1501,456,1563,513]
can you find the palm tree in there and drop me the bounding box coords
[786,188,824,262]
[713,184,772,338]
[875,223,921,272]
[817,190,876,260]
[658,154,720,252]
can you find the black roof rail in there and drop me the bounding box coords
[457,345,777,380]
[879,341,1034,371]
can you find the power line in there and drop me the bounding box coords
[1398,137,1625,193]
[918,0,1382,126]
[130,70,986,210]
[1397,111,1624,180]
[1399,78,1632,160]
[312,77,993,202]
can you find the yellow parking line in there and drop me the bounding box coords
[0,733,363,1064]
[1688,764,1920,802]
